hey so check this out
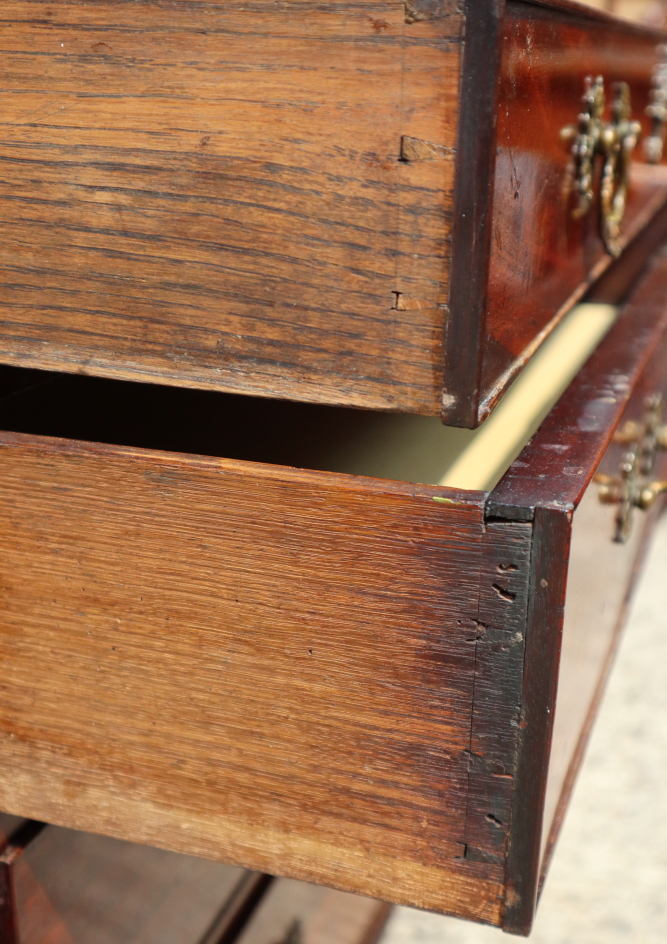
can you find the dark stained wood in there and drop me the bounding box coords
[537,321,667,880]
[500,508,571,935]
[489,249,667,516]
[444,0,506,422]
[470,0,667,425]
[233,878,391,944]
[460,521,531,872]
[587,198,667,304]
[491,252,667,933]
[0,821,46,944]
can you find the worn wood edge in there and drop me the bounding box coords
[0,428,484,511]
[487,251,667,519]
[441,304,617,491]
[477,183,667,425]
[0,351,440,419]
[500,507,572,936]
[442,0,506,428]
[537,496,667,896]
[460,522,532,874]
[0,787,505,927]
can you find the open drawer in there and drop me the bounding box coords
[0,256,665,935]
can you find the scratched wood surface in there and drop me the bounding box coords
[0,0,461,415]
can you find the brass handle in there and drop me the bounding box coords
[613,392,667,474]
[637,481,667,510]
[597,393,667,542]
[562,77,641,258]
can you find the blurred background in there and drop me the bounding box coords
[582,0,667,26]
[378,512,667,944]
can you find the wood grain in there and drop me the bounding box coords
[0,436,505,923]
[1,1,666,425]
[0,0,461,415]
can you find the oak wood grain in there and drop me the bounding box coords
[0,435,505,923]
[0,0,461,415]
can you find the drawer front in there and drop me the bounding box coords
[447,0,667,425]
[491,249,667,933]
[539,335,667,879]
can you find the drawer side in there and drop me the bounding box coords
[0,2,462,415]
[0,440,506,922]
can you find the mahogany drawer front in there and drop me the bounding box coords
[0,258,666,934]
[0,2,666,427]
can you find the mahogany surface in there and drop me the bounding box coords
[493,250,667,932]
[472,0,667,422]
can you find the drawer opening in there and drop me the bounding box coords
[0,303,615,492]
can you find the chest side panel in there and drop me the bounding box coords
[0,2,461,414]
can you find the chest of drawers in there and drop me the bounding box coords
[0,242,665,933]
[1,1,667,426]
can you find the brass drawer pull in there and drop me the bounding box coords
[595,395,667,543]
[595,450,667,544]
[613,392,667,474]
[562,76,641,258]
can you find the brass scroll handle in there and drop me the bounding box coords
[595,451,667,544]
[561,77,641,258]
[613,392,667,475]
[595,394,667,543]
